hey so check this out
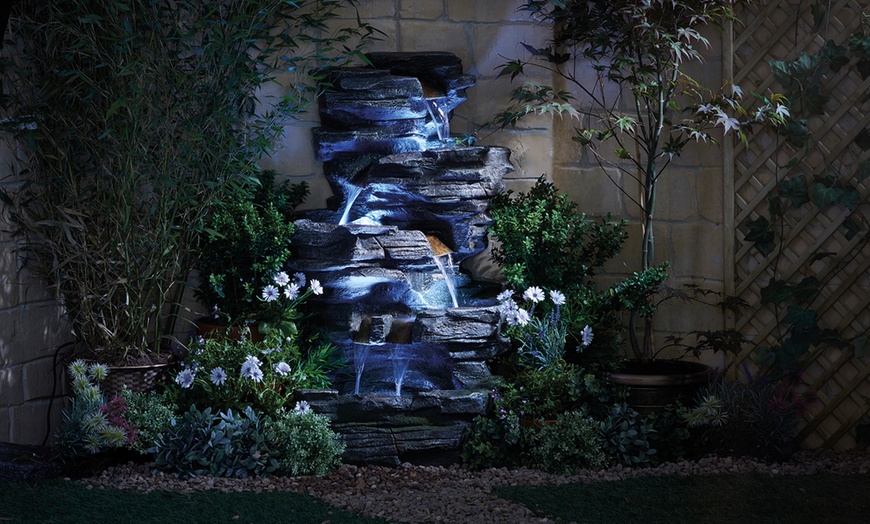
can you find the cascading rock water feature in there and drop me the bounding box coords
[290,52,514,465]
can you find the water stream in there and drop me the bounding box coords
[425,99,450,142]
[433,254,459,309]
[338,185,364,225]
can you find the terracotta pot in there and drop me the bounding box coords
[608,360,712,415]
[194,318,265,343]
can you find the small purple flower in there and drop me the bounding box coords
[274,362,291,376]
[497,289,514,302]
[241,355,264,382]
[176,368,196,389]
[261,285,279,302]
[293,272,306,288]
[209,367,227,386]
[581,325,594,347]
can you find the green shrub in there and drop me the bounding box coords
[152,405,278,479]
[461,364,616,470]
[120,389,176,455]
[489,176,627,292]
[171,329,340,417]
[528,412,608,473]
[196,171,309,326]
[600,403,658,466]
[683,368,815,459]
[267,406,345,476]
[54,361,133,462]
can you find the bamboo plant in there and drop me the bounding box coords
[0,0,377,363]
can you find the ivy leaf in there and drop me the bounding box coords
[854,335,870,358]
[821,39,849,72]
[793,276,820,304]
[780,119,812,147]
[858,58,870,80]
[810,251,836,263]
[761,279,792,305]
[779,174,809,206]
[745,216,775,255]
[811,182,843,210]
[785,305,817,332]
[767,193,784,219]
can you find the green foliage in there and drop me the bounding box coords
[267,408,345,477]
[461,364,617,470]
[741,12,870,377]
[170,329,341,418]
[152,405,279,479]
[54,361,131,462]
[0,0,376,362]
[526,412,608,473]
[683,368,816,459]
[489,177,627,291]
[196,171,308,326]
[599,403,657,467]
[119,389,177,455]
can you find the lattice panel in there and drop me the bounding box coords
[730,0,870,450]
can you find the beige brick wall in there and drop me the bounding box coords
[1,0,731,444]
[0,142,71,445]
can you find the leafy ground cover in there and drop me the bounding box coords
[496,472,870,524]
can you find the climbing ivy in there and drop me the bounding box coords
[742,4,870,376]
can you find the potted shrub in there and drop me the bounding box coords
[0,1,375,373]
[496,0,788,408]
[193,170,310,340]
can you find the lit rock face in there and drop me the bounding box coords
[290,53,513,465]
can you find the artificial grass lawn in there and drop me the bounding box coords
[495,472,870,524]
[0,479,389,524]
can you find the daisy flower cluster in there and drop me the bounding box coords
[498,286,594,369]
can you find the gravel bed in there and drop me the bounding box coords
[76,450,870,524]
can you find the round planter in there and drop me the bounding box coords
[608,360,712,415]
[194,318,265,343]
[102,361,172,398]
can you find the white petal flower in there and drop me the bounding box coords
[284,282,300,300]
[274,362,292,376]
[261,285,279,302]
[515,308,531,326]
[209,367,227,386]
[310,279,324,295]
[497,289,514,302]
[549,290,566,306]
[581,325,594,347]
[523,286,545,303]
[176,368,196,389]
[293,272,306,287]
[294,401,311,414]
[274,271,290,287]
[241,355,264,382]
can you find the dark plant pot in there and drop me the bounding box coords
[103,361,172,398]
[194,318,265,343]
[608,360,712,416]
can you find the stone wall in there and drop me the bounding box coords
[0,0,729,445]
[0,143,70,445]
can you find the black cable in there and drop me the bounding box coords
[42,341,74,448]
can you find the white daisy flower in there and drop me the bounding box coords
[549,290,566,306]
[176,368,196,389]
[523,286,545,303]
[274,362,292,376]
[310,279,324,295]
[261,285,279,302]
[274,271,290,287]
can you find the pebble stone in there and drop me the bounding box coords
[76,450,870,524]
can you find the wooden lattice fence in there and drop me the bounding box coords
[728,0,870,450]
